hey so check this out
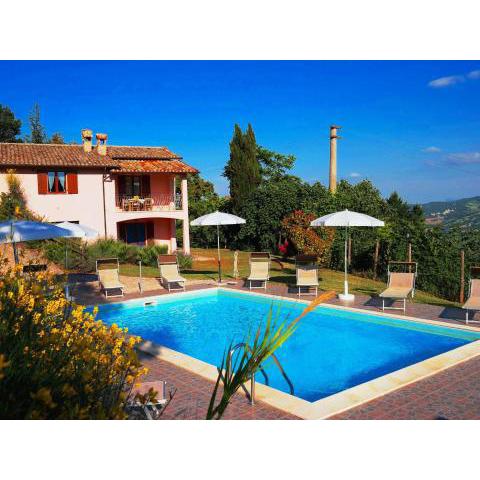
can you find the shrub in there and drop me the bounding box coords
[0,169,38,221]
[85,238,138,267]
[281,210,335,265]
[137,244,168,267]
[177,252,193,270]
[0,264,149,419]
[41,238,85,268]
[41,238,169,271]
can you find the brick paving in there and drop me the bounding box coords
[332,355,480,420]
[75,277,480,420]
[138,351,298,420]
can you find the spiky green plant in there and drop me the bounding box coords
[206,292,334,419]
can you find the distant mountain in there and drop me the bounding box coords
[421,196,480,229]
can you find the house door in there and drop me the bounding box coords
[125,223,146,245]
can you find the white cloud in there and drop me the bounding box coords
[349,172,362,178]
[422,146,441,153]
[428,75,464,88]
[446,152,480,165]
[467,70,480,80]
[428,68,480,88]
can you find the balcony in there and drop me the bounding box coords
[115,193,182,212]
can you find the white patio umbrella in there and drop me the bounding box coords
[0,220,72,264]
[310,209,384,301]
[55,222,98,239]
[190,211,246,283]
[55,222,98,269]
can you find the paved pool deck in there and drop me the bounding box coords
[73,277,480,420]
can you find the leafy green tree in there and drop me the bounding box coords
[26,103,47,144]
[257,146,295,181]
[235,175,312,251]
[223,124,261,214]
[0,105,22,143]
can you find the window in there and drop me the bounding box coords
[47,171,66,193]
[118,175,150,197]
[38,171,78,195]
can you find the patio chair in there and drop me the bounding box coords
[247,252,271,290]
[157,254,186,292]
[295,255,319,297]
[143,197,153,211]
[96,258,125,298]
[379,262,417,313]
[121,197,129,211]
[128,198,141,211]
[462,269,480,324]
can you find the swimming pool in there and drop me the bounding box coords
[93,289,480,403]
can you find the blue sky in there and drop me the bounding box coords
[1,60,480,203]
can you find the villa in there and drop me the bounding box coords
[0,129,198,253]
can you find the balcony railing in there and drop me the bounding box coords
[115,194,182,212]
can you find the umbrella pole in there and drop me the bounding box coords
[10,221,19,264]
[65,240,68,270]
[344,225,348,296]
[217,224,222,283]
[12,241,19,265]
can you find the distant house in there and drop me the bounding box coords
[0,130,198,253]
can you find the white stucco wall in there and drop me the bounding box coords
[0,169,108,237]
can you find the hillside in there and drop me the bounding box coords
[422,196,480,229]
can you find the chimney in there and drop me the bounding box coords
[96,133,108,156]
[329,125,341,194]
[81,129,93,152]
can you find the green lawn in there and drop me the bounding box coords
[119,248,457,308]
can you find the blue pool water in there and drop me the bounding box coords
[93,289,480,402]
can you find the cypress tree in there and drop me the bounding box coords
[27,103,47,144]
[224,123,261,213]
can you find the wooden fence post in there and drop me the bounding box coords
[373,240,379,280]
[407,242,412,272]
[460,250,465,304]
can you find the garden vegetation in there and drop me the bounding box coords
[0,264,148,419]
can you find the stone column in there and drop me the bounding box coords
[181,176,190,254]
[170,218,177,253]
[329,125,341,194]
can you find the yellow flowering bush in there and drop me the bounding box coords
[0,264,148,419]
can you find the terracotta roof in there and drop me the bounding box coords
[108,146,180,160]
[0,143,198,173]
[0,143,119,169]
[117,159,198,174]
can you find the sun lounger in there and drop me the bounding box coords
[127,380,169,420]
[462,278,480,324]
[158,255,186,292]
[247,252,271,290]
[379,272,416,313]
[295,255,319,297]
[96,258,125,298]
